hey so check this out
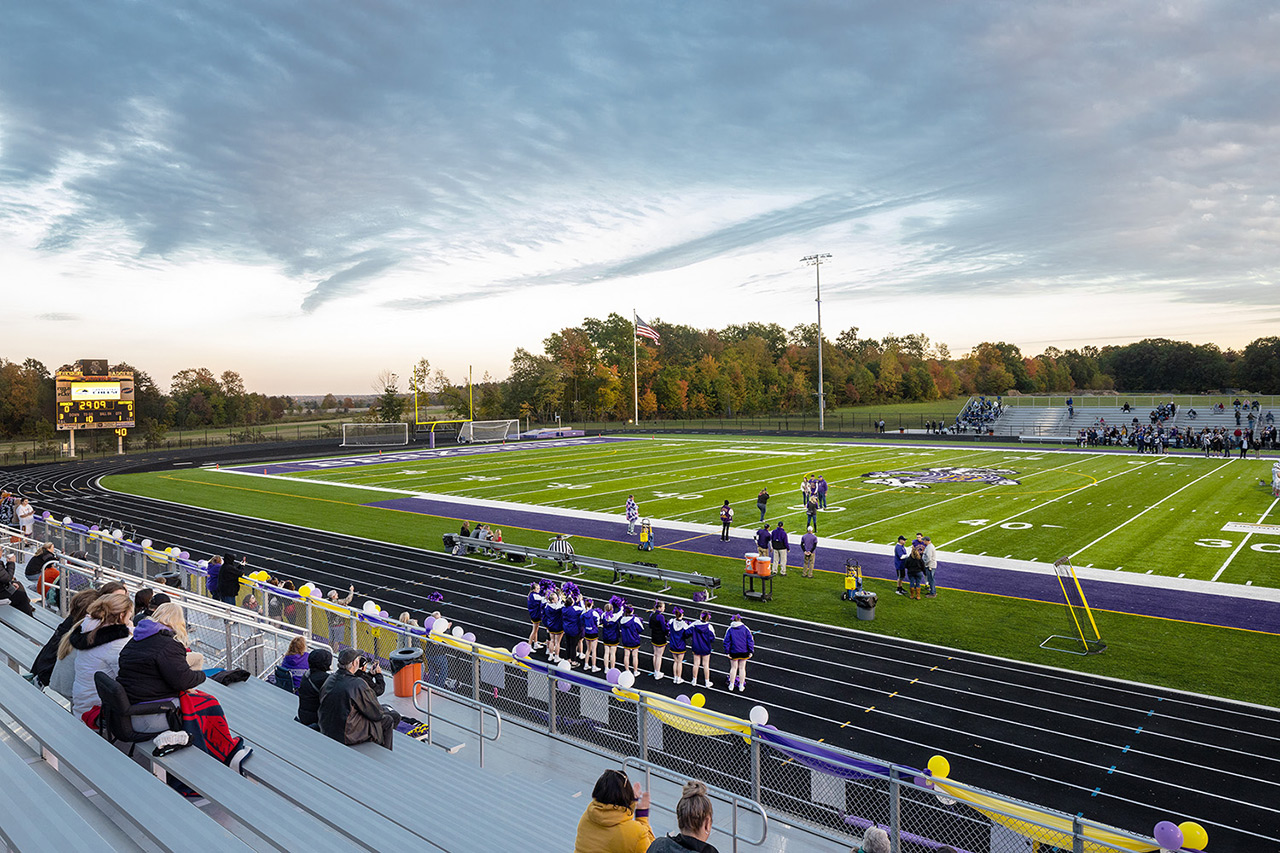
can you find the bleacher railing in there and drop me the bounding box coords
[21,517,1175,853]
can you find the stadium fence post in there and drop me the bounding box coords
[223,618,234,670]
[749,735,761,803]
[637,693,649,764]
[304,600,312,639]
[472,656,481,703]
[888,766,902,852]
[547,671,558,735]
[1072,815,1084,853]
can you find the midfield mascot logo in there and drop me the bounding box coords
[861,467,1021,489]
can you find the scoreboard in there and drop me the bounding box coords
[55,361,135,430]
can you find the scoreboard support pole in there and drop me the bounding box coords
[68,429,76,458]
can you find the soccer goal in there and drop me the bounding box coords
[457,419,521,444]
[341,423,409,447]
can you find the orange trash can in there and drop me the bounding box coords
[390,648,424,698]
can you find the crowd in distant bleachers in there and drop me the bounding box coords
[955,396,1002,432]
[1077,420,1276,454]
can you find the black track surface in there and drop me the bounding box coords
[8,447,1279,851]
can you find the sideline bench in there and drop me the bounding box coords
[442,535,721,598]
[0,663,254,852]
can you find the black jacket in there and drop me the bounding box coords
[648,835,719,853]
[296,669,330,727]
[217,561,243,597]
[116,621,206,703]
[33,614,74,687]
[24,550,57,580]
[318,669,389,746]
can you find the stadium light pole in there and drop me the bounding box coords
[801,253,832,430]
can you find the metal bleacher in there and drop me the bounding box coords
[991,406,1072,439]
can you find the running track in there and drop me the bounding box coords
[7,446,1279,850]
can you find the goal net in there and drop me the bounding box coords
[341,423,409,447]
[457,419,520,444]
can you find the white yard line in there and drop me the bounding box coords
[834,453,1109,536]
[1069,459,1235,560]
[1212,495,1280,582]
[938,457,1164,548]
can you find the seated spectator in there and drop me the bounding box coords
[62,592,135,724]
[647,779,717,852]
[0,549,35,617]
[318,648,400,750]
[133,587,170,619]
[117,602,253,773]
[575,768,654,853]
[296,648,333,728]
[23,542,58,580]
[34,587,100,688]
[35,557,61,607]
[280,636,310,691]
[854,827,890,853]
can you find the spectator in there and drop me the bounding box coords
[133,587,162,617]
[280,636,309,691]
[903,545,927,600]
[0,549,35,617]
[574,768,654,853]
[61,592,134,722]
[35,557,61,608]
[756,487,769,524]
[318,648,401,750]
[296,648,333,727]
[23,541,57,580]
[33,587,100,688]
[855,827,890,853]
[770,523,789,576]
[217,554,243,606]
[755,522,771,558]
[326,584,356,606]
[118,602,253,774]
[16,497,35,537]
[205,555,223,598]
[922,536,938,598]
[0,491,14,527]
[647,779,717,852]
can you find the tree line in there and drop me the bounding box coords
[3,331,1277,441]
[409,318,1280,423]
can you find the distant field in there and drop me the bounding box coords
[270,435,1279,587]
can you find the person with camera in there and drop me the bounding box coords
[318,648,401,750]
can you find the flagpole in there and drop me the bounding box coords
[632,308,639,425]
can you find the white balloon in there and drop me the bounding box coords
[362,600,379,614]
[141,539,153,548]
[112,529,123,539]
[557,659,573,671]
[451,625,464,638]
[749,706,769,726]
[431,619,450,634]
[617,671,635,689]
[169,546,180,556]
[62,516,72,525]
[197,560,208,568]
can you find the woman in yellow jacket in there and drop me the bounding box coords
[574,768,655,853]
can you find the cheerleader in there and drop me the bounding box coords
[563,594,585,666]
[600,602,620,672]
[688,611,716,689]
[648,601,669,680]
[723,614,755,692]
[542,590,564,662]
[618,604,644,676]
[526,582,545,650]
[667,607,689,684]
[582,598,602,672]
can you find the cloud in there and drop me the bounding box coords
[35,312,78,322]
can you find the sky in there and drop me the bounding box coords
[2,1,1278,395]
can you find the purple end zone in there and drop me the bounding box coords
[367,495,1280,634]
[228,435,631,475]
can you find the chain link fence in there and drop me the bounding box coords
[21,517,1176,853]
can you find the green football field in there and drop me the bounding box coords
[277,436,1280,588]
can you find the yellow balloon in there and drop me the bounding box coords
[298,584,313,597]
[1177,822,1208,851]
[927,755,950,779]
[691,693,706,708]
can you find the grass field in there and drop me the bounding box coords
[276,436,1280,587]
[101,435,1280,706]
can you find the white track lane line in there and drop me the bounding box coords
[1069,459,1235,560]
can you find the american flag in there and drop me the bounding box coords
[635,314,661,343]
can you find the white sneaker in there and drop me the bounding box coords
[738,682,746,692]
[674,676,683,685]
[591,666,601,673]
[653,671,663,680]
[704,679,712,688]
[533,642,545,649]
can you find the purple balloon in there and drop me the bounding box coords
[421,616,436,632]
[179,551,190,560]
[513,641,532,658]
[1153,822,1183,851]
[913,775,932,789]
[676,694,691,705]
[41,511,51,519]
[605,667,621,685]
[462,632,476,643]
[557,679,572,692]
[89,525,100,532]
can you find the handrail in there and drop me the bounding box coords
[412,681,502,767]
[622,755,769,852]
